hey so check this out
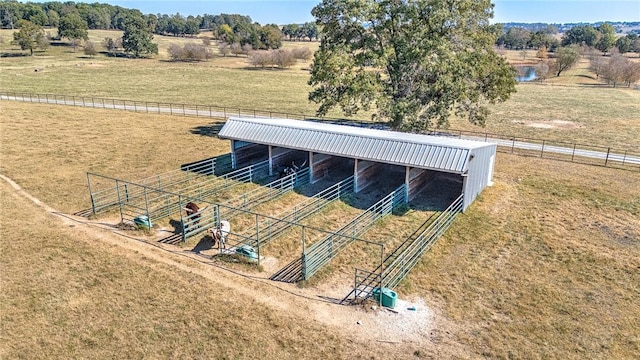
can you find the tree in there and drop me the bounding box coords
[552,45,581,77]
[502,27,530,49]
[562,25,600,47]
[308,0,516,130]
[595,23,616,54]
[302,22,319,41]
[616,35,632,54]
[12,20,47,55]
[536,46,548,60]
[588,51,607,79]
[529,31,555,50]
[534,61,551,81]
[218,42,230,56]
[230,42,242,56]
[260,24,282,49]
[58,13,88,49]
[248,50,273,68]
[122,16,158,57]
[272,49,296,68]
[83,40,97,57]
[46,9,60,27]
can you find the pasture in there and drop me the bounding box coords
[1,29,640,358]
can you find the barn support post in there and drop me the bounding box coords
[605,148,610,167]
[124,184,129,203]
[572,143,576,162]
[405,166,411,202]
[354,159,359,192]
[268,146,273,176]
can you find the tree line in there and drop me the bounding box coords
[497,23,640,55]
[0,1,317,43]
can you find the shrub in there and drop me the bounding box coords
[292,47,312,61]
[83,40,97,57]
[248,50,272,68]
[168,43,211,61]
[272,49,296,68]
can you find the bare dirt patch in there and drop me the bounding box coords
[513,119,583,129]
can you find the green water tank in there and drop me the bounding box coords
[133,215,151,229]
[372,287,398,309]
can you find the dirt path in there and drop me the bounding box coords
[1,173,450,350]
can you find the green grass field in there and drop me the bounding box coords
[1,29,640,359]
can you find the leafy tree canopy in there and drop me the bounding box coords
[122,15,158,57]
[12,19,47,55]
[553,45,581,77]
[308,0,516,130]
[561,25,600,47]
[58,13,88,41]
[595,23,616,54]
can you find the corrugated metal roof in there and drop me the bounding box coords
[219,117,493,173]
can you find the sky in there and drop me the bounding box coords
[24,0,640,25]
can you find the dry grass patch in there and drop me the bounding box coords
[0,101,227,213]
[403,154,640,359]
[0,180,388,359]
[2,66,640,358]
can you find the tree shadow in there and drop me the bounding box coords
[0,52,28,58]
[190,121,226,137]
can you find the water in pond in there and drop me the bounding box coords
[516,66,537,82]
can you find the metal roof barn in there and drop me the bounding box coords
[218,117,496,211]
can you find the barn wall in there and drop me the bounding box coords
[311,153,354,183]
[407,168,436,201]
[233,143,268,169]
[463,144,497,210]
[271,147,307,172]
[355,160,386,192]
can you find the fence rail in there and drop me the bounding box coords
[302,184,407,281]
[87,157,216,214]
[3,91,636,170]
[188,167,309,243]
[347,194,464,302]
[239,176,355,248]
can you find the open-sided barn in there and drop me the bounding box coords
[218,117,496,211]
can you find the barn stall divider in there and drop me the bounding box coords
[86,157,216,215]
[233,176,355,249]
[344,193,464,303]
[181,167,310,243]
[301,184,408,281]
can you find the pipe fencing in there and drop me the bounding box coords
[238,176,355,249]
[347,194,464,302]
[2,91,637,170]
[88,159,269,224]
[302,184,407,281]
[87,157,215,214]
[184,167,310,242]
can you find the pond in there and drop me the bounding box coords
[516,66,537,82]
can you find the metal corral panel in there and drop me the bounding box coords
[219,117,493,174]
